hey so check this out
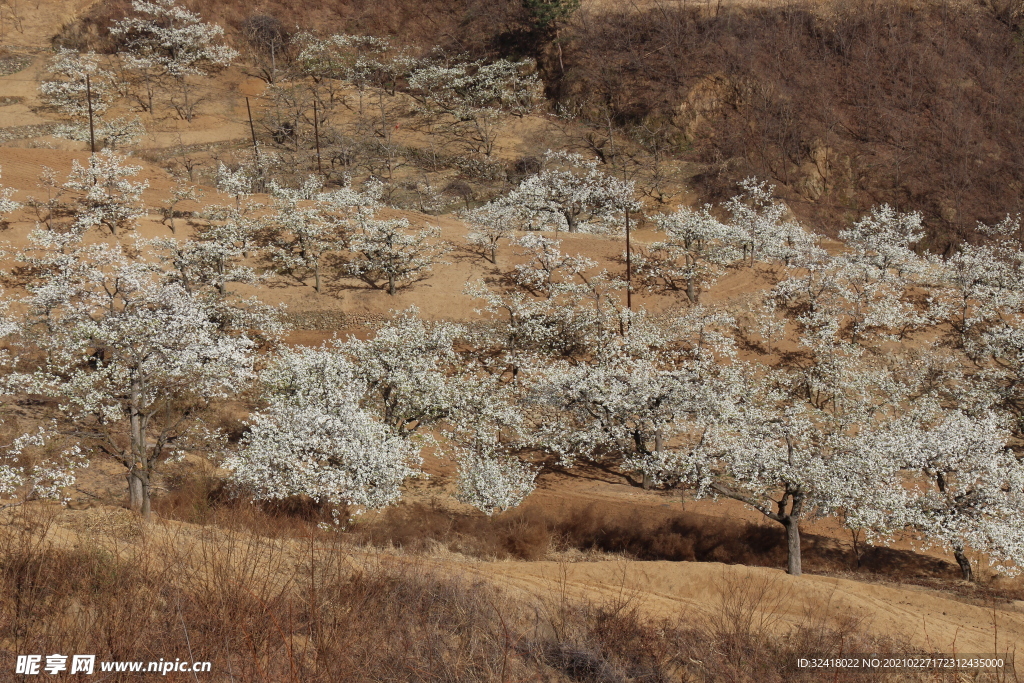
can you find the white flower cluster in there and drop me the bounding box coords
[294,32,413,90]
[408,57,542,120]
[263,176,378,294]
[226,347,421,510]
[0,428,88,510]
[456,452,536,515]
[62,150,148,237]
[462,201,527,264]
[110,0,237,79]
[0,166,20,218]
[485,151,639,234]
[39,49,147,148]
[0,227,269,516]
[345,216,451,295]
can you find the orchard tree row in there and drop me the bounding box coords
[1,150,1023,582]
[40,0,545,183]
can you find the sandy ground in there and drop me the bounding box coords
[0,0,94,49]
[476,560,1024,655]
[42,495,1024,662]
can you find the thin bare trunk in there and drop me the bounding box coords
[182,78,192,122]
[953,545,973,581]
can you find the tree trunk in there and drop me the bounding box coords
[182,78,193,122]
[127,470,144,512]
[686,277,697,304]
[140,476,151,521]
[953,545,973,581]
[783,516,802,576]
[388,273,396,295]
[315,262,322,294]
[127,469,152,521]
[643,429,663,490]
[127,370,152,521]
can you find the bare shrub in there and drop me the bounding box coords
[0,505,990,683]
[241,14,289,83]
[558,0,1024,250]
[153,473,963,581]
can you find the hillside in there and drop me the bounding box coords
[2,0,1024,680]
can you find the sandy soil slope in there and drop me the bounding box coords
[0,0,96,49]
[42,502,1024,664]
[473,559,1024,655]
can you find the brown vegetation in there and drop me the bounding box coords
[0,506,995,682]
[152,472,999,594]
[56,0,1024,249]
[561,0,1024,250]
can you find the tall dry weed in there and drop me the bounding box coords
[1,504,1011,681]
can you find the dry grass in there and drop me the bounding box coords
[151,473,1016,599]
[1,505,1011,682]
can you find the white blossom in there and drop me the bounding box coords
[408,57,542,155]
[110,0,237,79]
[345,215,451,295]
[463,201,526,263]
[0,428,88,509]
[643,204,745,301]
[6,237,263,518]
[724,178,821,266]
[265,176,377,294]
[62,150,148,237]
[456,451,536,514]
[40,49,116,120]
[226,346,420,510]
[866,411,1024,578]
[495,151,638,234]
[337,309,465,435]
[510,234,597,297]
[110,0,237,120]
[0,166,20,218]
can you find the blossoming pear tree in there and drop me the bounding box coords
[110,0,237,121]
[63,150,148,237]
[495,151,638,234]
[345,215,451,295]
[5,236,272,519]
[226,346,421,512]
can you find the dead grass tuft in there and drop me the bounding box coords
[0,506,1006,682]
